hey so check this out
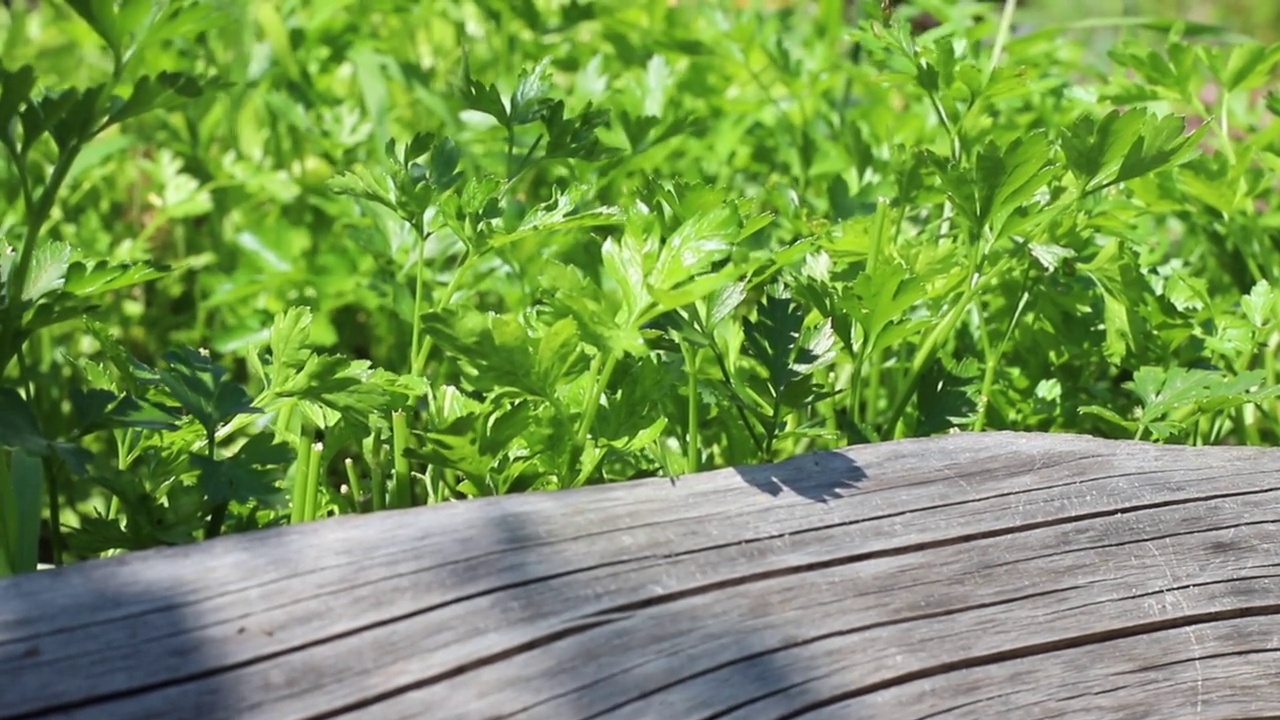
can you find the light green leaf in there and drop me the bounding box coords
[1079,405,1134,432]
[1241,280,1276,329]
[488,185,623,248]
[63,259,172,297]
[707,281,749,327]
[651,206,737,292]
[536,317,583,390]
[65,0,123,57]
[845,259,927,351]
[601,227,652,325]
[269,307,314,372]
[510,58,553,125]
[21,241,71,302]
[1218,41,1280,92]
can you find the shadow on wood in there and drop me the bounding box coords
[2,430,1279,719]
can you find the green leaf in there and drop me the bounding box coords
[1099,290,1134,365]
[650,206,737,292]
[541,100,616,162]
[488,184,623,248]
[536,317,586,391]
[600,224,652,327]
[20,297,102,337]
[460,73,510,127]
[19,241,71,302]
[1204,316,1254,358]
[1,449,43,575]
[70,387,179,435]
[265,341,419,439]
[1078,404,1136,434]
[708,281,749,327]
[192,436,292,507]
[1241,280,1276,330]
[1106,36,1200,102]
[413,425,491,481]
[427,136,464,191]
[742,291,807,404]
[914,356,981,434]
[844,259,928,353]
[65,0,124,57]
[70,387,125,432]
[1079,239,1149,365]
[601,415,668,454]
[40,84,108,152]
[1215,41,1280,93]
[268,306,315,374]
[82,319,153,397]
[0,388,46,455]
[1129,366,1211,421]
[0,64,36,156]
[644,53,673,116]
[62,258,172,297]
[510,57,555,126]
[418,311,573,401]
[327,166,396,209]
[1062,108,1145,191]
[1110,112,1204,188]
[977,131,1054,237]
[478,401,541,460]
[131,1,222,58]
[105,72,207,128]
[155,348,261,432]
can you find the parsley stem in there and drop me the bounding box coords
[680,340,700,472]
[571,351,619,485]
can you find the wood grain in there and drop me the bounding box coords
[2,431,1279,719]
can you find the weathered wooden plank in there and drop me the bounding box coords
[2,431,1279,719]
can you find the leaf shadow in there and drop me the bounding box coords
[0,554,236,719]
[733,449,868,503]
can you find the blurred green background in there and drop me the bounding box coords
[1022,0,1280,40]
[871,0,1280,42]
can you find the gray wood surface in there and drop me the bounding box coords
[3,430,1280,719]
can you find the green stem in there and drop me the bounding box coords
[505,125,520,180]
[985,0,1020,84]
[680,340,700,472]
[848,320,875,426]
[364,426,386,512]
[1218,92,1237,166]
[409,234,429,376]
[391,410,412,508]
[848,200,896,435]
[972,264,1033,432]
[699,314,766,453]
[303,441,323,522]
[205,503,228,540]
[1,145,83,373]
[290,431,313,525]
[884,257,1002,439]
[202,426,229,540]
[412,248,476,377]
[764,393,784,460]
[572,351,620,478]
[13,345,63,567]
[0,451,13,576]
[344,458,364,513]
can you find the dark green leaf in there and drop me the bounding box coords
[0,388,46,455]
[105,72,207,128]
